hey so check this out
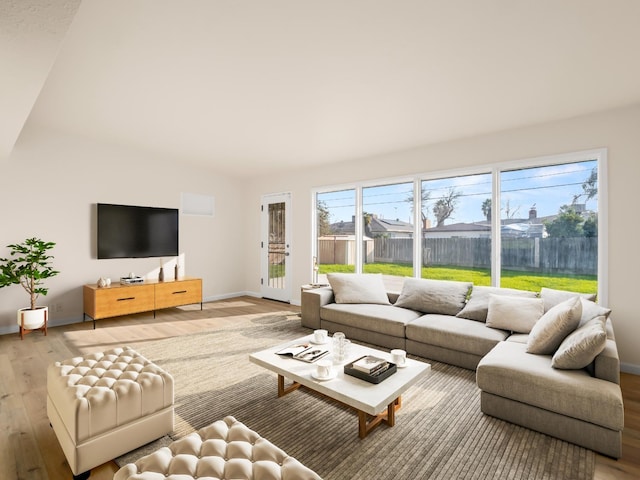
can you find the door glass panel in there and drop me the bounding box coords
[316,189,357,281]
[421,173,492,285]
[362,182,414,290]
[500,160,598,293]
[268,202,286,289]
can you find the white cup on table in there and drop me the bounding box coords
[314,329,328,343]
[391,349,407,367]
[316,359,333,378]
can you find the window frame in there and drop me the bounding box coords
[311,148,608,304]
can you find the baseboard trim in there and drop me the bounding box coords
[621,363,640,375]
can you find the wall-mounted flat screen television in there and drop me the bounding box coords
[97,203,179,259]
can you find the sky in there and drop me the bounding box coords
[318,159,598,225]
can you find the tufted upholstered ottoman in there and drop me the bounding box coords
[114,416,321,480]
[47,347,174,479]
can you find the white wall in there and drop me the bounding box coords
[245,104,640,372]
[2,105,638,372]
[0,127,248,334]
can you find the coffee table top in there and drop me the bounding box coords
[249,334,431,416]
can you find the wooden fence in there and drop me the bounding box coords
[348,236,597,275]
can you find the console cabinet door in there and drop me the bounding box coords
[155,279,202,309]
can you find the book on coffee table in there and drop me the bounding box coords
[293,347,329,363]
[352,355,388,374]
[276,343,329,363]
[276,343,311,357]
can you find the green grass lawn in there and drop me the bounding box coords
[320,263,597,294]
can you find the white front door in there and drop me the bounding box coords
[260,193,292,302]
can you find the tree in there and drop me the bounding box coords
[544,205,584,237]
[433,188,461,227]
[317,200,332,236]
[405,189,431,222]
[583,214,598,238]
[481,198,491,222]
[572,167,598,206]
[502,198,520,219]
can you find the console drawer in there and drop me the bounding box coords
[155,279,202,309]
[85,284,155,319]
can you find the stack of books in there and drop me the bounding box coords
[345,355,397,383]
[352,355,391,376]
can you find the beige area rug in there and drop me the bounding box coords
[113,311,594,479]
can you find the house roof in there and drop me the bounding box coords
[4,2,640,174]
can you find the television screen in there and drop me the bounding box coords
[97,203,179,259]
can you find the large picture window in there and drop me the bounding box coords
[312,149,605,299]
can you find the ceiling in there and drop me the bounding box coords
[5,0,640,176]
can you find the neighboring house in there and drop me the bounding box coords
[423,206,560,239]
[329,214,414,238]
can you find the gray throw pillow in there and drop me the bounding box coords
[485,295,544,333]
[457,286,538,322]
[394,278,472,315]
[326,273,390,305]
[540,287,596,313]
[552,316,608,369]
[526,296,582,355]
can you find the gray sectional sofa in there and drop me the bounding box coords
[300,273,624,458]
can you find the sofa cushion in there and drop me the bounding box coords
[527,297,582,355]
[456,286,538,322]
[321,303,421,337]
[326,273,390,305]
[540,287,596,312]
[552,316,608,369]
[394,278,472,315]
[406,314,510,357]
[486,295,544,333]
[477,341,624,431]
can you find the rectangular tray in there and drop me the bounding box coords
[344,357,397,384]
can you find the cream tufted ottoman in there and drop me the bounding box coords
[114,416,321,480]
[47,347,174,480]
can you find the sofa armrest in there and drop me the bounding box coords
[301,287,334,329]
[593,318,620,384]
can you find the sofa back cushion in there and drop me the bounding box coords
[485,295,544,333]
[326,273,391,305]
[394,278,472,315]
[540,287,596,312]
[457,286,538,322]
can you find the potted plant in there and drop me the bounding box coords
[0,237,60,338]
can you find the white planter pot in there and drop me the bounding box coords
[17,306,48,330]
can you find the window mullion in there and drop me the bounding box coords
[492,169,501,287]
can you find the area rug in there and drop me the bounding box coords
[117,311,594,480]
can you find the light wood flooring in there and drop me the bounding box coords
[0,296,638,480]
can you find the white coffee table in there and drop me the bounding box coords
[249,334,431,438]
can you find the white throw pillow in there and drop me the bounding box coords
[526,296,582,355]
[579,298,611,327]
[540,287,596,313]
[394,278,472,315]
[552,316,608,369]
[485,295,544,333]
[326,273,390,305]
[457,286,538,322]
